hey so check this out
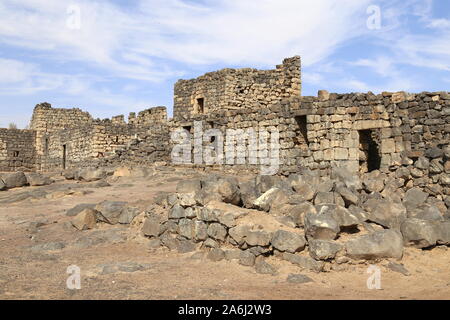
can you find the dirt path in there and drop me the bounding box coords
[0,169,449,300]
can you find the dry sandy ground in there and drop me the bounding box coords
[0,168,449,300]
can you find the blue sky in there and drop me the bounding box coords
[0,0,449,128]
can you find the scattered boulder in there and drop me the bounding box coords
[25,173,53,186]
[95,201,131,225]
[254,188,289,212]
[403,188,429,211]
[331,166,362,190]
[271,230,306,253]
[118,206,140,224]
[316,204,360,227]
[308,240,343,261]
[304,212,340,240]
[314,192,335,205]
[401,218,438,248]
[434,221,450,245]
[71,208,98,231]
[1,172,28,188]
[289,202,317,227]
[425,147,444,159]
[386,262,410,276]
[287,274,314,284]
[290,178,315,202]
[77,168,107,182]
[239,180,259,209]
[63,169,77,180]
[345,230,404,260]
[335,186,359,206]
[407,204,443,221]
[363,199,407,230]
[0,179,5,191]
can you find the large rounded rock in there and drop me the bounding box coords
[345,230,404,260]
[271,230,306,253]
[1,172,28,188]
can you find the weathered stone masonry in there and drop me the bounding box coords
[0,56,448,180]
[0,128,36,172]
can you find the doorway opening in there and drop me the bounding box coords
[358,130,381,173]
[62,144,67,170]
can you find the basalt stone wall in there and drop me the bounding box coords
[173,56,301,121]
[30,102,94,170]
[87,122,172,168]
[169,90,450,178]
[39,106,169,171]
[0,129,36,172]
[43,124,95,171]
[129,107,168,126]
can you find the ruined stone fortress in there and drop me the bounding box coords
[0,56,449,178]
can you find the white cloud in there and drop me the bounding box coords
[0,0,373,77]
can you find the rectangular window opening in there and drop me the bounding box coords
[197,98,205,114]
[294,116,308,145]
[358,130,381,173]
